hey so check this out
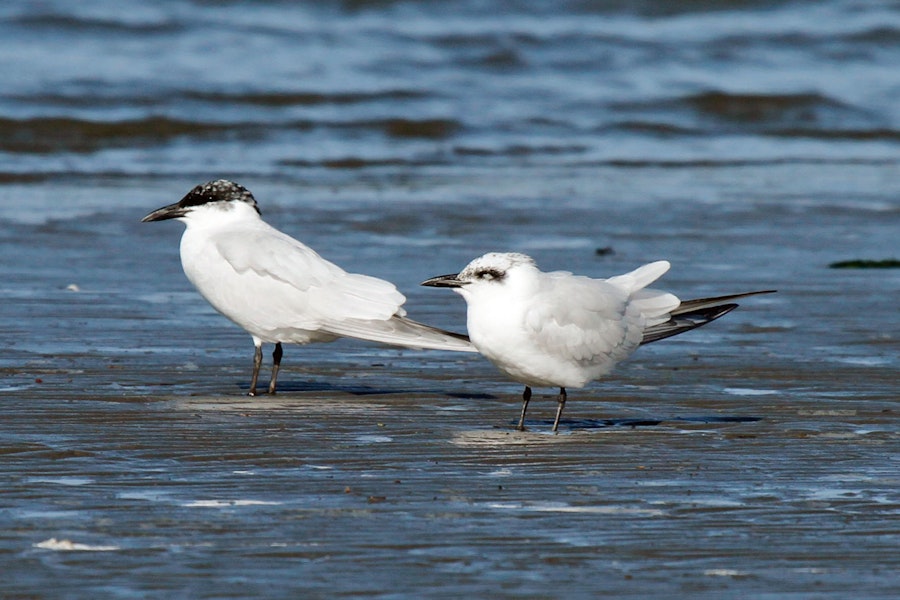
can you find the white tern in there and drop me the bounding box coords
[423,252,774,432]
[143,179,475,395]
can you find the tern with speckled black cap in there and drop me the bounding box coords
[143,180,475,396]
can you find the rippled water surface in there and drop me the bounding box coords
[1,1,898,597]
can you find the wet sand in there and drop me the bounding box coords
[5,372,897,597]
[3,206,897,596]
[2,0,899,595]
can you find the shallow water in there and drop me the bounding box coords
[2,1,899,598]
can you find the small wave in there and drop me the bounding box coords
[321,117,461,139]
[765,127,900,141]
[682,90,865,125]
[0,115,312,154]
[280,157,427,169]
[185,89,427,107]
[379,118,460,139]
[427,33,529,68]
[13,13,180,34]
[608,121,697,137]
[689,91,837,118]
[0,116,273,153]
[574,157,899,168]
[619,91,877,132]
[845,25,900,44]
[280,140,588,168]
[0,173,46,184]
[454,143,587,157]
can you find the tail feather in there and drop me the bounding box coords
[641,290,775,345]
[608,260,670,291]
[641,303,739,345]
[671,290,776,316]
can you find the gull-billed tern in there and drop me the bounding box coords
[143,179,475,395]
[423,252,774,432]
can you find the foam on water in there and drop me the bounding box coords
[34,538,121,552]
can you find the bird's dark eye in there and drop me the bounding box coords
[475,268,505,281]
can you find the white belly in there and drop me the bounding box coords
[466,294,642,389]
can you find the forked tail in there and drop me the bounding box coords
[641,290,775,345]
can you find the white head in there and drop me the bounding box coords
[141,179,261,227]
[421,252,538,301]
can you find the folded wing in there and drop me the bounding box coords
[214,227,474,351]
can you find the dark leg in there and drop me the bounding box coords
[516,386,532,431]
[268,342,283,395]
[552,387,567,433]
[248,344,263,397]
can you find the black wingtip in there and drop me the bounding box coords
[641,303,740,345]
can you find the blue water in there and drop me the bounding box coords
[1,0,898,180]
[1,1,898,598]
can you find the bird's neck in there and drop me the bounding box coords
[184,204,264,232]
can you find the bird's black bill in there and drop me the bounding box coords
[141,202,188,223]
[421,273,465,288]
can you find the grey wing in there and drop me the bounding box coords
[216,228,407,323]
[322,315,475,351]
[524,274,644,364]
[215,229,473,351]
